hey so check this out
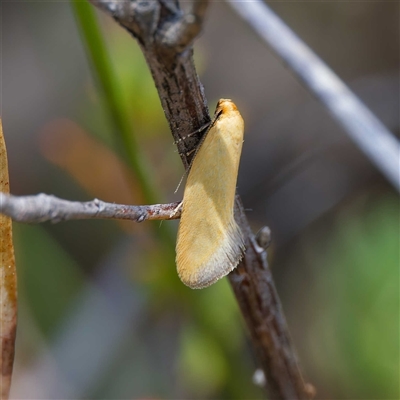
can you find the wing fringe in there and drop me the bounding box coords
[178,219,245,289]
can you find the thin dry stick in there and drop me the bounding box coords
[89,1,311,398]
[0,193,181,224]
[0,122,17,400]
[227,0,400,192]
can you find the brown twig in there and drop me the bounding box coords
[88,1,312,398]
[227,0,400,192]
[0,193,181,224]
[231,198,308,398]
[0,121,17,400]
[89,0,211,171]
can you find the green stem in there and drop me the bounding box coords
[71,1,157,205]
[71,1,175,248]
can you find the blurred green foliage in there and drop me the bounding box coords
[71,1,158,206]
[14,223,84,337]
[307,194,399,399]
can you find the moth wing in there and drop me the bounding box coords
[176,102,245,289]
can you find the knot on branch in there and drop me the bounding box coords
[90,0,208,65]
[256,226,272,251]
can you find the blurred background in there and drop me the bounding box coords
[1,1,399,399]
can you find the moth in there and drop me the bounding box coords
[176,99,245,289]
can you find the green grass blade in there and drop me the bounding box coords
[71,1,158,205]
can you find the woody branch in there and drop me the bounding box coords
[227,0,400,192]
[0,193,181,224]
[88,1,311,399]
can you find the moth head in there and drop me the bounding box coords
[215,99,238,114]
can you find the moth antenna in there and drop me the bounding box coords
[173,121,212,145]
[174,172,186,194]
[170,201,183,217]
[186,110,222,170]
[174,116,219,194]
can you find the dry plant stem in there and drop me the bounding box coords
[89,0,211,170]
[0,193,181,224]
[228,0,400,192]
[0,122,17,400]
[88,1,311,398]
[230,198,308,399]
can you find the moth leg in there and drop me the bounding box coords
[176,148,196,164]
[173,122,211,145]
[185,148,196,157]
[170,201,183,218]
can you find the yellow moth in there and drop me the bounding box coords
[176,99,245,289]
